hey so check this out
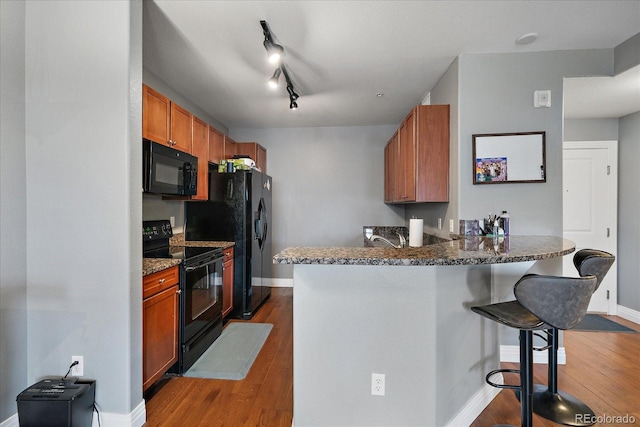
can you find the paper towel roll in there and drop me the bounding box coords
[409,218,423,247]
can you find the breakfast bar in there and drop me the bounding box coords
[274,235,574,427]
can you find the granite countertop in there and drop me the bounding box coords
[273,235,575,266]
[143,234,235,276]
[169,233,235,249]
[143,258,182,276]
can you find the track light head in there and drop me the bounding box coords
[268,68,281,89]
[265,42,284,64]
[286,85,299,101]
[289,99,298,110]
[261,20,284,64]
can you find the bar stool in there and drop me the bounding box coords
[472,273,597,427]
[528,249,615,426]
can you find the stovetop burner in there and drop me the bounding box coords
[143,219,223,265]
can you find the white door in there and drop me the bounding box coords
[562,141,617,314]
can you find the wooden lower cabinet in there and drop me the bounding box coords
[222,247,234,318]
[143,266,180,391]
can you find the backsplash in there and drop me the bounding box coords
[362,226,449,247]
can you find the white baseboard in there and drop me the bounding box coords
[0,414,18,427]
[2,400,145,427]
[445,373,504,427]
[500,345,566,364]
[617,305,640,325]
[269,278,293,288]
[94,400,146,427]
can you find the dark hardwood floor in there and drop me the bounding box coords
[145,288,639,426]
[144,288,293,427]
[471,315,640,427]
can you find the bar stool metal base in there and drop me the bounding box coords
[531,384,596,426]
[515,385,597,426]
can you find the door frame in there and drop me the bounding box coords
[562,140,618,315]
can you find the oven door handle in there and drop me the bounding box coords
[184,255,224,272]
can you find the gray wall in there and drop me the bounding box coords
[614,32,640,75]
[457,50,613,236]
[0,0,28,420]
[618,111,640,311]
[0,1,144,421]
[231,126,404,280]
[564,118,619,141]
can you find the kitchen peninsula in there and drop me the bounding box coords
[274,235,574,426]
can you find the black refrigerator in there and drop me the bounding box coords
[185,169,272,319]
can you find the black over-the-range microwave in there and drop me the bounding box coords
[143,139,198,196]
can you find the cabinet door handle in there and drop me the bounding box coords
[176,289,182,294]
[158,278,166,284]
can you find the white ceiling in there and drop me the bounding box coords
[143,1,640,130]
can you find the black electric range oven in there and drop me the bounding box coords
[143,220,224,374]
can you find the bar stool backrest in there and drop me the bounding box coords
[514,274,597,330]
[573,249,615,291]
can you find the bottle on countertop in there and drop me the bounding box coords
[500,211,510,236]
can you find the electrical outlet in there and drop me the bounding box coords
[71,355,83,376]
[371,373,385,396]
[449,219,455,233]
[170,216,175,227]
[438,218,442,230]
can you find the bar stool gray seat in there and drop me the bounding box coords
[472,273,597,427]
[527,249,615,426]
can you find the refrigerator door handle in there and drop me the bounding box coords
[254,212,262,241]
[255,197,267,250]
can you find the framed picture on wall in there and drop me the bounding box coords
[472,131,546,184]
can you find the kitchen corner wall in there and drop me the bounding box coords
[0,0,28,421]
[230,126,404,281]
[617,111,640,312]
[0,1,144,423]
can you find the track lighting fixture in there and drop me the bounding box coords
[286,84,299,101]
[260,20,300,110]
[268,68,281,89]
[260,20,284,64]
[265,41,283,64]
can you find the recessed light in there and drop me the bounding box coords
[516,32,538,45]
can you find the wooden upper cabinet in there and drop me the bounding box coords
[191,116,209,201]
[235,142,267,173]
[208,126,225,164]
[143,84,170,145]
[170,103,192,153]
[223,135,237,159]
[415,105,449,202]
[384,105,449,203]
[398,110,416,202]
[142,84,192,154]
